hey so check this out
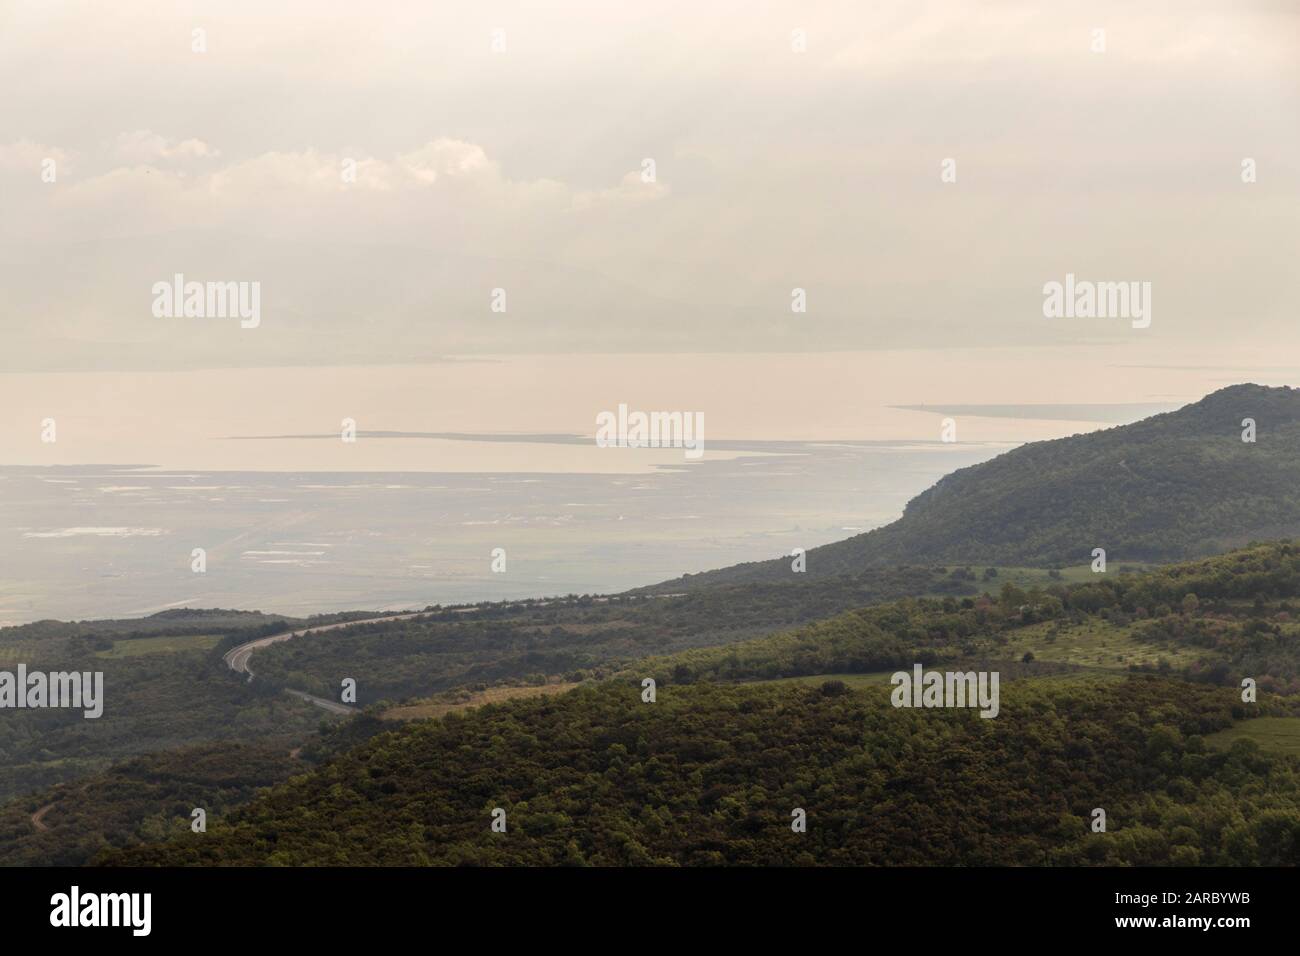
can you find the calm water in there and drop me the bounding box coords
[0,439,1006,623]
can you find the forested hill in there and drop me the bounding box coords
[650,384,1300,589]
[98,542,1300,866]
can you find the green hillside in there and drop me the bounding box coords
[650,384,1300,589]
[244,566,976,705]
[0,742,300,867]
[95,543,1300,866]
[0,609,373,802]
[102,677,1299,867]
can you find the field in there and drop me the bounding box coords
[0,641,37,665]
[746,669,1130,695]
[998,619,1201,671]
[915,564,1152,600]
[748,671,897,690]
[94,634,224,658]
[1205,717,1300,756]
[733,616,1201,693]
[381,682,583,721]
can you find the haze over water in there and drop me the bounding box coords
[2,348,1282,623]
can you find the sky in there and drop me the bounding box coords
[1,0,1297,459]
[1,1,1297,621]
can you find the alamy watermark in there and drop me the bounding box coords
[152,274,261,328]
[1042,273,1150,329]
[596,403,704,460]
[0,665,103,718]
[50,886,150,936]
[890,664,999,718]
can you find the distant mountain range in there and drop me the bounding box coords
[650,384,1300,588]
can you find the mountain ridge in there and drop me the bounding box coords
[648,384,1300,589]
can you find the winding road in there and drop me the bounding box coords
[221,598,640,714]
[30,802,54,832]
[223,612,429,712]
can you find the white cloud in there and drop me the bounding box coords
[31,137,664,243]
[0,0,1295,371]
[396,139,493,183]
[572,171,670,211]
[0,139,71,173]
[111,131,219,164]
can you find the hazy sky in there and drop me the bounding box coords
[2,2,1298,623]
[2,0,1296,377]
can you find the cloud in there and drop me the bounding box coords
[111,131,219,164]
[0,139,71,173]
[0,0,1295,372]
[22,137,666,246]
[396,139,494,184]
[572,170,670,211]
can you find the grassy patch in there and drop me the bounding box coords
[95,634,223,658]
[970,565,1147,593]
[997,620,1201,671]
[0,642,37,665]
[381,682,583,721]
[742,671,898,690]
[1205,717,1300,756]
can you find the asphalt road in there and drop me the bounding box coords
[222,611,429,712]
